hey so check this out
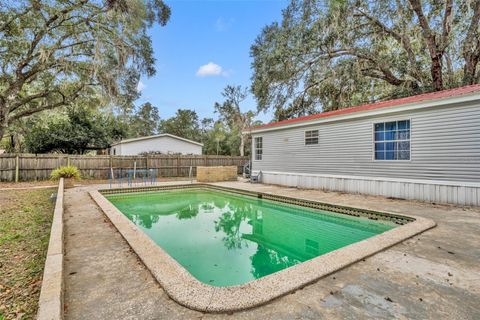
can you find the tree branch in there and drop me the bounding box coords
[408,0,437,58]
[408,0,444,90]
[9,89,62,112]
[354,8,422,82]
[0,7,31,32]
[10,84,85,121]
[440,0,454,51]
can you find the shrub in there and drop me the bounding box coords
[50,165,81,180]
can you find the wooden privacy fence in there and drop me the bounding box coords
[0,154,250,182]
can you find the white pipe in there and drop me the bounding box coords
[133,161,137,180]
[110,167,114,189]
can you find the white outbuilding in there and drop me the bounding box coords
[110,133,203,156]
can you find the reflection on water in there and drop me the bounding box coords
[214,200,251,250]
[107,189,395,286]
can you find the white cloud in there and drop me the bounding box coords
[136,80,146,92]
[196,62,228,77]
[215,17,234,32]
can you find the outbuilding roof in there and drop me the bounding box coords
[252,84,480,132]
[111,133,204,147]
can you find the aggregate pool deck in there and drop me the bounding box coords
[63,181,480,320]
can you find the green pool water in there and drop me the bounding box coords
[106,188,396,287]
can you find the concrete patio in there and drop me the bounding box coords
[63,181,480,320]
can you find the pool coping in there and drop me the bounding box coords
[37,178,64,320]
[89,183,436,313]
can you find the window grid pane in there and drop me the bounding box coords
[255,137,263,160]
[305,130,319,145]
[374,120,410,160]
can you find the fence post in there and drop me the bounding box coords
[176,155,180,176]
[15,154,19,182]
[35,156,39,181]
[67,156,71,166]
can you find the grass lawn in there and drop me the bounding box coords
[0,188,55,320]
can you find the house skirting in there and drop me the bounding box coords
[255,171,480,207]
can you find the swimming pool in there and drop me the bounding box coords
[91,184,434,312]
[106,188,397,287]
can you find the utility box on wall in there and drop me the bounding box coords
[196,166,238,182]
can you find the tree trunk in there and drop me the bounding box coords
[0,109,7,142]
[408,0,445,91]
[0,125,5,143]
[463,54,479,85]
[431,56,444,91]
[462,0,480,85]
[463,63,476,85]
[239,134,245,157]
[10,135,15,151]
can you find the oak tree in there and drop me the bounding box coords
[251,0,480,120]
[0,0,170,139]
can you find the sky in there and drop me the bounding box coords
[136,0,288,123]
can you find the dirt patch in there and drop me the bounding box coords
[0,181,56,189]
[0,189,55,319]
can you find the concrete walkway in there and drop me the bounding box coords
[63,187,200,319]
[64,182,480,320]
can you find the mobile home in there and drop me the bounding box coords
[250,84,480,206]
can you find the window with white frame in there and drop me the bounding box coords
[374,120,410,160]
[254,137,263,160]
[305,130,319,145]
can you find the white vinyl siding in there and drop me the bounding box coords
[251,101,480,183]
[110,135,202,155]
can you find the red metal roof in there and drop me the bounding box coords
[253,84,480,130]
